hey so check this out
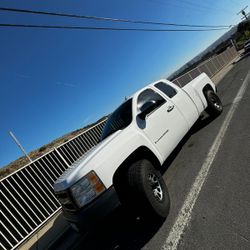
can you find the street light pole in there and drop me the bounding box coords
[9,131,32,162]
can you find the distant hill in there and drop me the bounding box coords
[168,25,238,80]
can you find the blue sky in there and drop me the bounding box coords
[0,0,248,167]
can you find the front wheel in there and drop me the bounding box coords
[205,90,223,116]
[127,159,170,218]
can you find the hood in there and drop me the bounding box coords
[53,130,122,192]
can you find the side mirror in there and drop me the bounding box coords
[138,100,157,120]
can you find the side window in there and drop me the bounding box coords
[155,82,177,98]
[137,88,166,112]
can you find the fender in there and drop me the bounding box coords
[189,73,216,106]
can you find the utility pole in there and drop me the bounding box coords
[9,131,32,162]
[237,6,249,20]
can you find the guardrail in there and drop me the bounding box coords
[0,120,106,250]
[0,45,238,250]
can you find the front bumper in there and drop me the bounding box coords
[62,186,120,230]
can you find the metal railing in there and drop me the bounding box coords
[172,46,238,87]
[0,120,106,250]
[0,45,238,250]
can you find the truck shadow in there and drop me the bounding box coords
[72,206,165,250]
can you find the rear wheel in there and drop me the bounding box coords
[127,159,170,218]
[205,90,223,116]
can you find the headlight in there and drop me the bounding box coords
[70,171,106,208]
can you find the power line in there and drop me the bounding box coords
[0,7,231,28]
[0,23,230,32]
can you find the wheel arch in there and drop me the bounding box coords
[113,146,161,194]
[202,83,216,96]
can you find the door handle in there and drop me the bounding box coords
[167,105,175,112]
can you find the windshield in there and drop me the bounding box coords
[101,99,133,140]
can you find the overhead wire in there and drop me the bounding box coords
[0,23,230,32]
[0,7,231,28]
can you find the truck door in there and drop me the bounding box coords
[154,81,199,128]
[137,88,189,160]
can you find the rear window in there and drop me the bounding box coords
[155,82,177,98]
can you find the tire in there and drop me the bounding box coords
[205,90,223,116]
[127,159,170,218]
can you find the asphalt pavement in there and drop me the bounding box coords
[52,51,250,250]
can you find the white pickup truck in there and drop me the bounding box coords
[54,73,222,231]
